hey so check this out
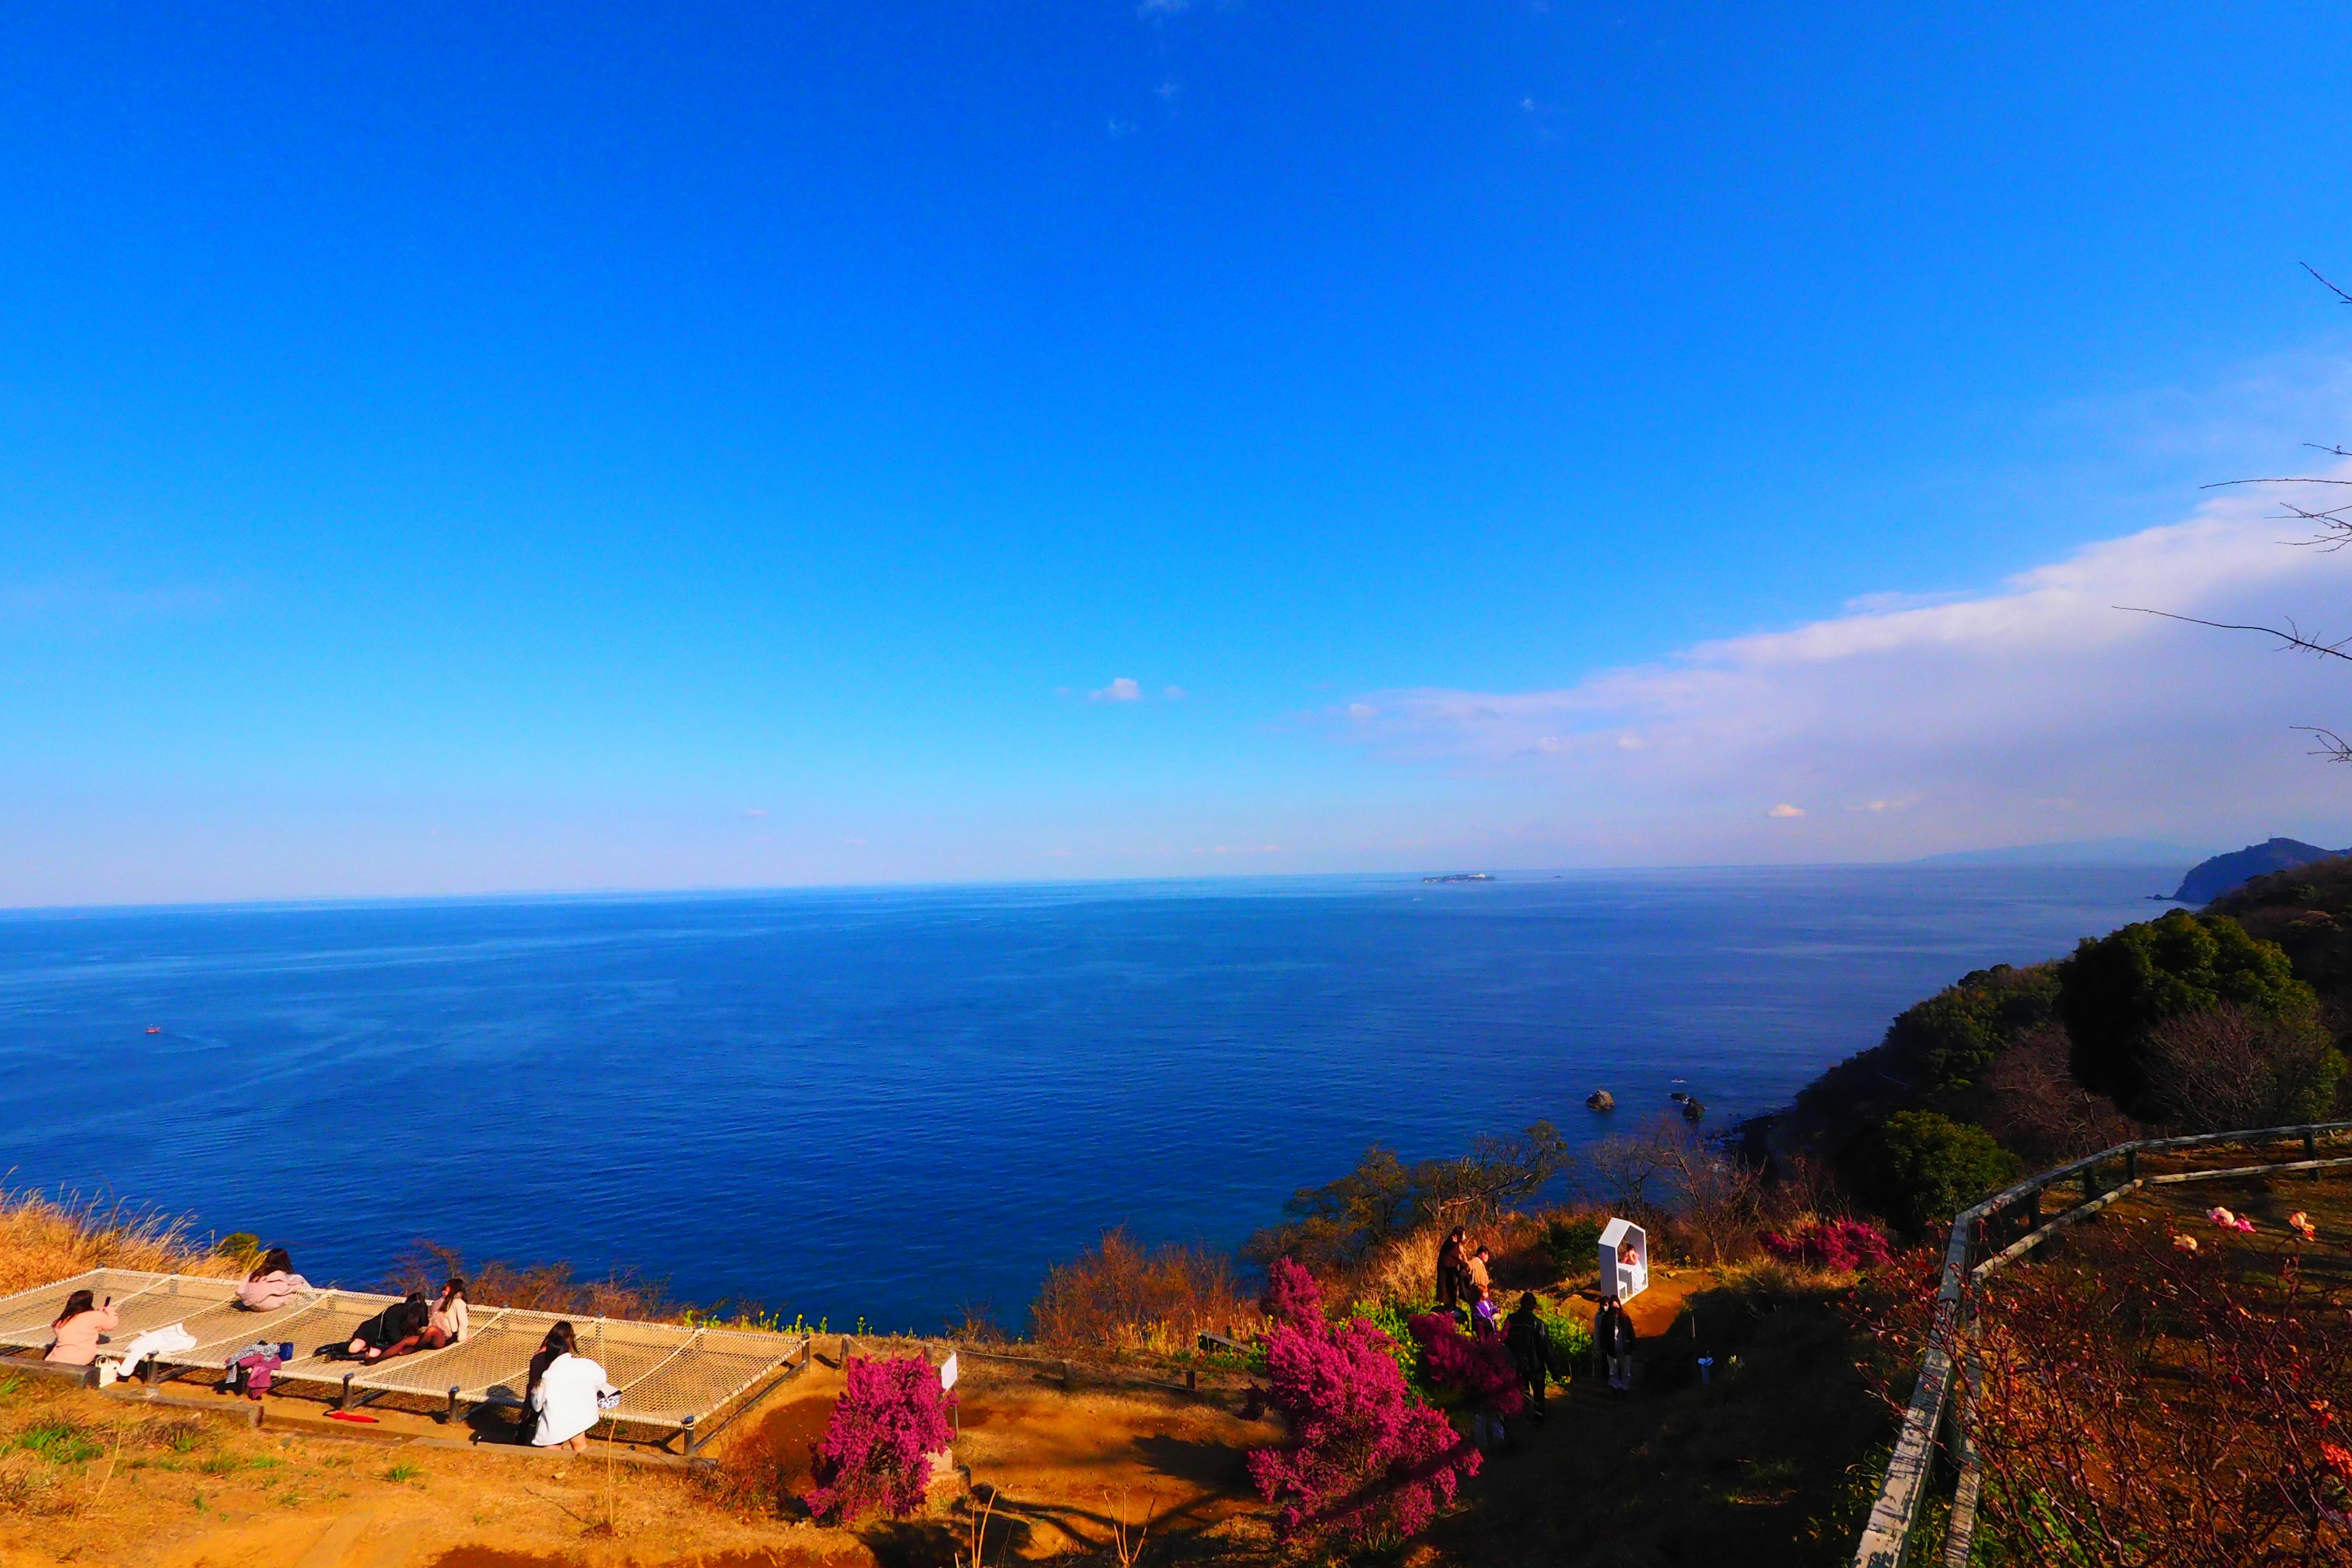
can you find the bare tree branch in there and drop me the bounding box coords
[2302,260,2352,304]
[2291,725,2352,762]
[2113,606,2352,661]
[2197,476,2352,489]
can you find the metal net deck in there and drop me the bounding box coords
[0,1272,802,1431]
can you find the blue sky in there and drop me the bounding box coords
[10,1,2352,902]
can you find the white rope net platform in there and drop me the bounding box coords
[0,1269,805,1435]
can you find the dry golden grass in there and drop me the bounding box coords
[0,1187,238,1296]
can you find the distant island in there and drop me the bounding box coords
[1422,872,1494,883]
[2169,837,2349,904]
[1909,837,2211,868]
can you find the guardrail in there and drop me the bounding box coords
[1851,1119,2352,1568]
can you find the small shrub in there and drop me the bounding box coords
[1854,1111,2019,1238]
[1262,1256,1326,1327]
[1245,1302,1478,1547]
[142,1417,205,1453]
[1543,1214,1604,1273]
[381,1460,422,1483]
[1030,1227,1253,1354]
[1537,1301,1591,1370]
[1406,1314,1521,1414]
[1348,1297,1423,1387]
[804,1354,954,1523]
[1760,1219,1894,1273]
[18,1421,102,1465]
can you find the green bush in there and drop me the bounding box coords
[2058,911,2314,1118]
[1542,1214,1604,1273]
[1348,1297,1425,1388]
[1855,1111,2020,1238]
[1538,1301,1591,1371]
[1880,963,2059,1093]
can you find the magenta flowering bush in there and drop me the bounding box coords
[1760,1217,1894,1272]
[1245,1259,1479,1547]
[1261,1254,1326,1327]
[1406,1313,1523,1414]
[804,1354,955,1523]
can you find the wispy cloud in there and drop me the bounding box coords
[1090,677,1145,702]
[1324,480,2352,857]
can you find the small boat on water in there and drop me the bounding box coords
[145,1025,162,1035]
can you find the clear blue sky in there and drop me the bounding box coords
[11,1,2352,903]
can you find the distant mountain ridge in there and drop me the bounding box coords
[2176,838,2349,905]
[1909,837,2211,868]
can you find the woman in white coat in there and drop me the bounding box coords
[526,1321,617,1453]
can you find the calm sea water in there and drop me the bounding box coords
[0,867,2166,1330]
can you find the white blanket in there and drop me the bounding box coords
[111,1322,198,1368]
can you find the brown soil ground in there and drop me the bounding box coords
[0,1263,1885,1568]
[0,1346,1284,1568]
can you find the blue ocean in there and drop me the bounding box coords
[0,867,2165,1330]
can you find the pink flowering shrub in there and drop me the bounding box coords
[804,1354,954,1523]
[1261,1254,1326,1327]
[1406,1313,1523,1414]
[1760,1218,1894,1272]
[1246,1259,1479,1547]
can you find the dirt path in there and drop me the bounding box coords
[0,1352,1280,1568]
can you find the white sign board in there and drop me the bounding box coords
[939,1352,959,1392]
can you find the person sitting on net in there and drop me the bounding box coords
[45,1289,119,1366]
[424,1277,470,1348]
[527,1321,618,1454]
[235,1248,312,1312]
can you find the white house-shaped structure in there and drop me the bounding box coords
[1599,1217,1648,1303]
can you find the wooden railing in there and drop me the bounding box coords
[1852,1120,2352,1568]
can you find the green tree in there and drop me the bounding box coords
[2057,911,2316,1117]
[1880,963,2060,1093]
[1246,1124,1572,1273]
[1856,1110,2020,1238]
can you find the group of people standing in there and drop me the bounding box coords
[1431,1223,1642,1420]
[1434,1226,1560,1423]
[43,1245,616,1453]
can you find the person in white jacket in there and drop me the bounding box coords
[526,1321,617,1453]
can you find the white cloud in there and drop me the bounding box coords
[1090,677,1145,703]
[1164,685,1188,700]
[1324,479,2352,859]
[1766,804,1805,818]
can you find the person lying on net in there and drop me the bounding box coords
[345,1292,433,1364]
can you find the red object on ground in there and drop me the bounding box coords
[325,1411,379,1423]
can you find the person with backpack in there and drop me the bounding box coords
[1502,1292,1550,1424]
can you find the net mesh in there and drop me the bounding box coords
[1,1270,804,1427]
